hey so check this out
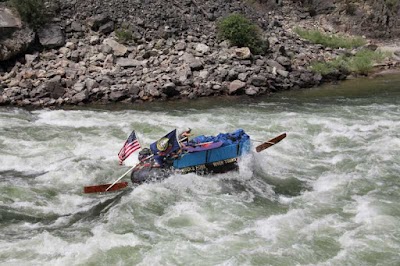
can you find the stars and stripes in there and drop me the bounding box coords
[118,130,141,164]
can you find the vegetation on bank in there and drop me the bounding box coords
[294,27,366,49]
[311,49,388,75]
[217,13,268,55]
[9,0,48,29]
[115,28,133,44]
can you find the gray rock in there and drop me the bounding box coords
[70,21,83,32]
[71,90,89,103]
[277,69,289,78]
[250,75,267,87]
[73,82,86,92]
[70,50,80,62]
[0,27,35,61]
[196,43,210,54]
[198,70,209,79]
[25,53,39,65]
[85,78,99,90]
[116,58,141,67]
[0,7,21,36]
[99,21,114,35]
[109,90,127,101]
[146,84,160,97]
[175,42,186,51]
[238,73,248,81]
[38,24,65,49]
[245,86,259,96]
[162,82,179,97]
[189,59,203,71]
[88,14,111,31]
[235,47,252,60]
[267,59,285,70]
[103,38,127,56]
[229,80,246,94]
[90,35,100,45]
[276,56,291,67]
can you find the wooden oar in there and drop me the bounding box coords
[83,155,154,194]
[84,182,129,194]
[255,133,287,153]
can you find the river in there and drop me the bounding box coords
[1,75,399,265]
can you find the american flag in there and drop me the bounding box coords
[118,131,141,163]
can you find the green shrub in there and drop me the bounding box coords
[10,0,47,29]
[310,49,388,76]
[294,27,366,49]
[385,0,399,10]
[115,28,133,44]
[217,13,267,54]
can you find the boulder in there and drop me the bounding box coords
[162,82,179,97]
[0,7,21,37]
[0,27,35,61]
[103,38,127,56]
[88,14,111,31]
[109,90,127,101]
[228,80,246,94]
[38,24,65,49]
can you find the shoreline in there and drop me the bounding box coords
[1,1,399,108]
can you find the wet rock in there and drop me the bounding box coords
[245,86,259,96]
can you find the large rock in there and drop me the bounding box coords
[228,80,246,94]
[103,38,127,56]
[0,27,35,61]
[116,58,142,67]
[87,14,111,31]
[0,7,21,37]
[38,24,65,49]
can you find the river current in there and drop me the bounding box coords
[1,75,399,265]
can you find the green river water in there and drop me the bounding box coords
[0,75,399,265]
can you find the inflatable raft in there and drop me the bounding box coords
[131,129,251,184]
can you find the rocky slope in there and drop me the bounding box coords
[0,0,399,107]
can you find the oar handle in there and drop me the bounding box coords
[105,165,136,191]
[105,154,154,191]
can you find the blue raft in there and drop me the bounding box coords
[131,129,251,184]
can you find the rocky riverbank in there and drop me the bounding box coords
[0,0,399,107]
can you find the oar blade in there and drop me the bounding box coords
[83,182,129,194]
[255,133,287,153]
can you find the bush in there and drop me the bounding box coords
[310,49,388,76]
[115,28,133,44]
[217,13,267,55]
[10,0,47,29]
[294,27,366,49]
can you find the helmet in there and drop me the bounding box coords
[138,148,151,161]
